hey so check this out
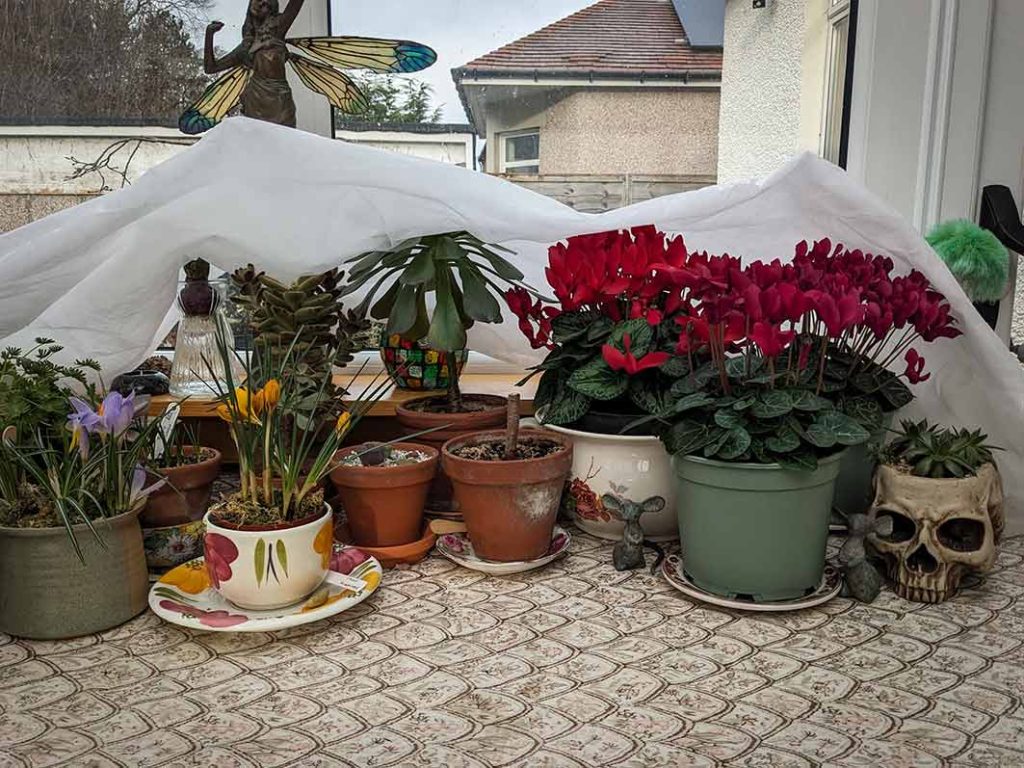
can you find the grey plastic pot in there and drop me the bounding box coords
[0,507,149,639]
[673,452,843,602]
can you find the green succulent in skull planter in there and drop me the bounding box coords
[231,266,369,426]
[342,232,538,411]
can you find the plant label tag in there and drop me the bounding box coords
[325,571,367,592]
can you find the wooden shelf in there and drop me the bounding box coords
[147,373,538,418]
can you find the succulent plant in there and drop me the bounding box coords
[877,419,998,478]
[231,266,369,425]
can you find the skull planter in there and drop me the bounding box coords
[868,463,1004,603]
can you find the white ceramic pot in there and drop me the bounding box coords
[203,504,333,610]
[532,417,679,542]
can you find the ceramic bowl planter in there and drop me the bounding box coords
[141,447,223,571]
[673,453,844,602]
[0,507,149,639]
[396,394,507,511]
[203,504,333,610]
[380,331,468,390]
[442,429,573,562]
[533,413,678,542]
[329,443,438,547]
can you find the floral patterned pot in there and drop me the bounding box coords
[143,518,206,574]
[532,415,679,542]
[380,332,468,390]
[203,504,333,610]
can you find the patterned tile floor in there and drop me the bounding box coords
[2,532,1024,767]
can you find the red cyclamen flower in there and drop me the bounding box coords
[903,348,931,384]
[602,333,670,375]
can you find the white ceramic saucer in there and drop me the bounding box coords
[660,553,842,612]
[436,526,570,575]
[149,546,382,632]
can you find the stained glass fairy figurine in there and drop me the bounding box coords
[179,0,436,134]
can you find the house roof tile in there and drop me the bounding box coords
[455,0,722,78]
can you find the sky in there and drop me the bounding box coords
[207,0,594,122]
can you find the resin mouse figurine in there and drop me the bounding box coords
[840,511,893,602]
[602,493,665,571]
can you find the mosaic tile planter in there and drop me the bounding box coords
[380,332,467,390]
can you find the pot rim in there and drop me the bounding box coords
[331,442,439,472]
[534,408,662,444]
[205,502,331,535]
[152,446,222,473]
[396,393,507,416]
[0,503,143,537]
[442,428,572,467]
[674,450,846,471]
[877,461,998,482]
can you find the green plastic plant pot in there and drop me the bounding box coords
[673,452,844,602]
[833,413,895,518]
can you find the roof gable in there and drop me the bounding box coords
[455,0,722,77]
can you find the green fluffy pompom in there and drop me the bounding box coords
[926,219,1009,302]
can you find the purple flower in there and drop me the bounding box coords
[97,391,135,438]
[129,465,165,506]
[66,397,100,459]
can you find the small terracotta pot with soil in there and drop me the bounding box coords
[442,428,573,562]
[396,394,508,511]
[329,443,438,547]
[141,447,223,528]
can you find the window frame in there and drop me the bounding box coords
[500,128,541,175]
[820,0,856,167]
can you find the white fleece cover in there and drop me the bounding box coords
[1,117,1021,532]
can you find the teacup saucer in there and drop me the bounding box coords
[149,545,382,632]
[660,553,841,612]
[436,526,570,575]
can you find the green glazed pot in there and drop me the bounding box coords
[673,452,843,602]
[0,507,149,639]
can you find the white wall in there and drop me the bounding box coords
[336,129,475,168]
[717,0,828,183]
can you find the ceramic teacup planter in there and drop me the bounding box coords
[204,504,333,610]
[442,427,573,562]
[329,443,438,547]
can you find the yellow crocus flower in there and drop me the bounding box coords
[335,411,351,435]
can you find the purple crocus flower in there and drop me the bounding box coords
[66,397,100,459]
[97,391,135,438]
[128,465,165,507]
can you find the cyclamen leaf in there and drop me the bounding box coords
[660,356,691,377]
[765,428,801,453]
[789,390,833,412]
[778,450,819,471]
[609,319,653,357]
[751,390,793,419]
[805,410,871,448]
[629,376,672,415]
[543,387,591,425]
[714,408,744,429]
[567,358,629,401]
[664,420,712,455]
[717,426,752,460]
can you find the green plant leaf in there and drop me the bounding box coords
[842,395,884,431]
[751,390,793,419]
[425,265,467,351]
[609,319,653,357]
[276,539,288,577]
[717,426,752,460]
[805,410,871,448]
[457,264,503,323]
[778,450,818,470]
[551,311,595,344]
[670,362,718,396]
[475,245,525,281]
[714,408,744,429]
[789,390,833,412]
[399,248,436,285]
[386,284,421,337]
[664,420,713,455]
[629,375,672,415]
[567,358,629,401]
[765,427,801,453]
[543,387,591,425]
[660,356,691,377]
[254,539,266,587]
[368,279,401,321]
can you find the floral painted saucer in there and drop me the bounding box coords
[436,527,570,575]
[149,545,382,632]
[661,554,842,612]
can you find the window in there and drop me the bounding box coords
[821,0,855,166]
[501,129,540,175]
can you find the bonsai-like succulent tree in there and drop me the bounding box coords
[877,419,998,478]
[341,232,538,411]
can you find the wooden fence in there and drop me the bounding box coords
[501,173,716,212]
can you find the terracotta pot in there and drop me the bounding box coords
[204,504,333,610]
[141,448,222,528]
[442,429,573,562]
[329,443,438,547]
[396,394,507,512]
